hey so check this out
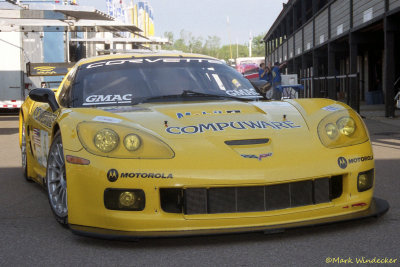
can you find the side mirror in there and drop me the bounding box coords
[250,80,271,99]
[29,88,60,112]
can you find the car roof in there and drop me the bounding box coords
[76,52,218,67]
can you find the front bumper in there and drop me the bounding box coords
[69,197,389,239]
[65,137,381,239]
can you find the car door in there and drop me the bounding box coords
[28,101,57,176]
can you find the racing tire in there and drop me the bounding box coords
[21,118,32,182]
[46,132,68,225]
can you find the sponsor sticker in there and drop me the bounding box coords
[226,88,259,97]
[107,169,119,182]
[33,66,56,75]
[322,105,344,112]
[33,107,56,128]
[93,116,122,124]
[176,110,241,119]
[212,74,226,91]
[337,155,374,169]
[107,169,173,182]
[83,94,132,106]
[32,128,50,167]
[166,120,301,134]
[337,157,348,169]
[232,79,241,88]
[86,58,224,69]
[254,102,292,107]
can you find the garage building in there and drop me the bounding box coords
[263,0,400,117]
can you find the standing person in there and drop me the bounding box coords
[271,61,286,100]
[258,62,273,99]
[258,63,270,81]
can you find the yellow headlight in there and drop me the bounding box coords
[325,123,338,139]
[124,134,141,151]
[93,128,119,152]
[77,122,175,159]
[317,109,368,148]
[357,169,374,192]
[104,189,146,211]
[337,117,356,136]
[119,191,136,207]
[358,174,368,189]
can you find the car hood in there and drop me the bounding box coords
[101,100,309,140]
[91,100,315,169]
[60,99,364,183]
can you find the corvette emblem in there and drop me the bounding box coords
[241,153,273,161]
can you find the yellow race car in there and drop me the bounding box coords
[19,53,388,239]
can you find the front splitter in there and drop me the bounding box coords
[69,197,389,240]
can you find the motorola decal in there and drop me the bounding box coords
[107,169,119,182]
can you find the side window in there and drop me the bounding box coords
[58,67,77,108]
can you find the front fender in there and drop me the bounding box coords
[55,109,84,152]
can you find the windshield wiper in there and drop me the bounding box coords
[131,94,185,105]
[131,90,250,105]
[181,90,260,101]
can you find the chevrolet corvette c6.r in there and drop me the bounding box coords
[19,53,388,238]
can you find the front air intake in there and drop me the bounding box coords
[160,176,343,215]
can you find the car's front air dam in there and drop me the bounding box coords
[69,197,389,240]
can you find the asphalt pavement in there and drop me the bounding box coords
[0,111,399,267]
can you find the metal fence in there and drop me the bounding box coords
[301,73,360,112]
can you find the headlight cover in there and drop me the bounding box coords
[317,109,369,148]
[77,122,174,159]
[94,128,119,153]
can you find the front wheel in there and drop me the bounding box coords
[46,132,68,225]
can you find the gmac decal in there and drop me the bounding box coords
[166,120,301,134]
[84,94,132,106]
[226,89,259,97]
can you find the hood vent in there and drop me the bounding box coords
[224,138,270,146]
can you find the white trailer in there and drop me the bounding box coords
[0,31,25,109]
[0,1,154,110]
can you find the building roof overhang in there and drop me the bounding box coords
[3,0,113,20]
[0,18,142,33]
[263,0,295,42]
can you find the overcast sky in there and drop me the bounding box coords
[80,0,287,45]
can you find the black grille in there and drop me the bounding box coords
[179,177,342,215]
[208,187,236,213]
[184,188,207,215]
[291,180,313,207]
[237,186,265,212]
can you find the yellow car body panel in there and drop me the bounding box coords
[19,53,388,238]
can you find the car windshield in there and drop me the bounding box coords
[72,56,261,107]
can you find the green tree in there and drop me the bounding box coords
[203,35,221,57]
[251,33,266,57]
[163,31,174,50]
[161,30,266,61]
[173,38,187,52]
[218,44,248,61]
